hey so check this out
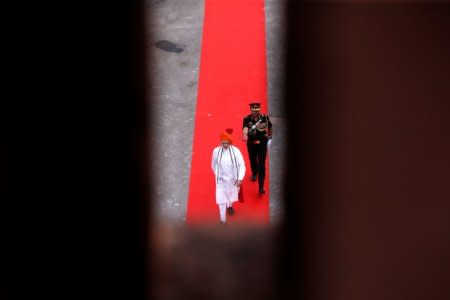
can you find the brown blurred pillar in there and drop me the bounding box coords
[282,2,450,299]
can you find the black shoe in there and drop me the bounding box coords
[227,207,235,216]
[259,187,265,194]
[250,175,257,182]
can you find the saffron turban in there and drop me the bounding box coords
[219,128,233,143]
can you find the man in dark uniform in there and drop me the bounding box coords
[242,102,272,194]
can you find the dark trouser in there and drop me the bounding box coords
[247,140,267,188]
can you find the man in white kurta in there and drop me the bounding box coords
[211,134,246,223]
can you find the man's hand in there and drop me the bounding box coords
[256,122,266,129]
[242,127,249,141]
[235,179,242,187]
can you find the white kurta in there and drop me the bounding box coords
[211,145,246,205]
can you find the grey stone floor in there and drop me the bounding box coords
[147,0,285,224]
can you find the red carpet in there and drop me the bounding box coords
[186,0,269,225]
